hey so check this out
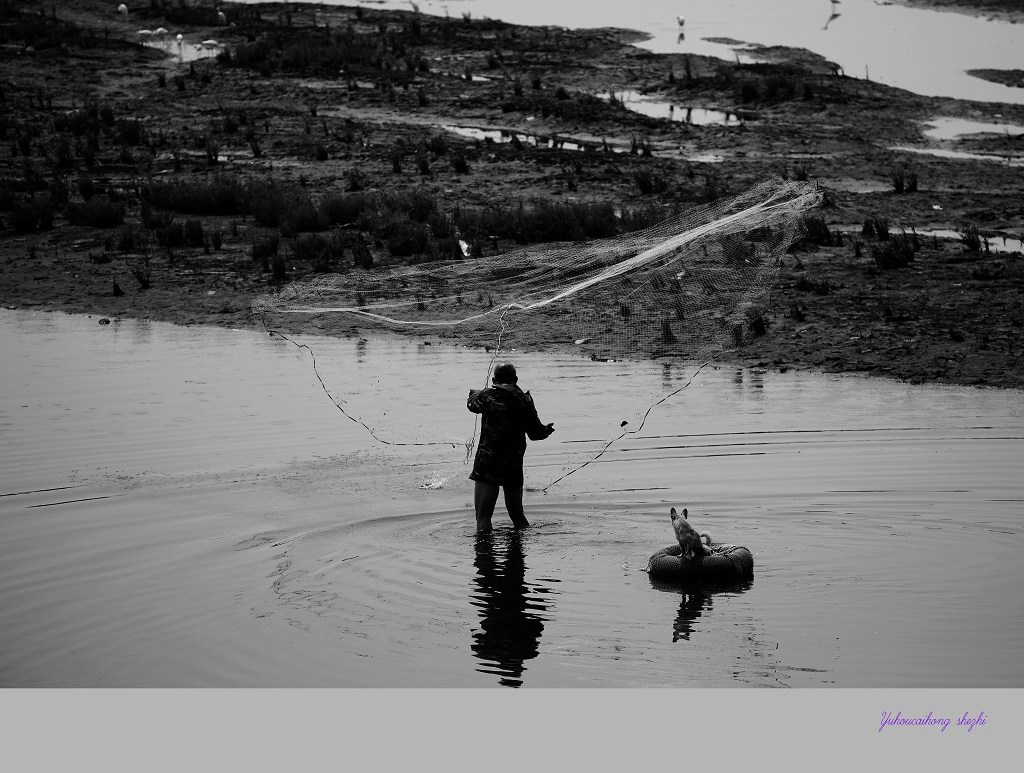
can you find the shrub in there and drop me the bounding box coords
[872,230,916,269]
[634,170,668,195]
[117,225,149,253]
[184,219,206,247]
[281,198,326,236]
[799,213,835,247]
[427,134,448,155]
[384,219,430,257]
[321,191,372,226]
[155,221,185,249]
[131,258,151,290]
[862,216,889,241]
[385,189,438,223]
[117,119,146,146]
[147,176,247,215]
[65,195,125,228]
[252,235,280,271]
[292,232,345,271]
[11,195,55,233]
[958,223,984,253]
[891,167,918,194]
[271,252,288,282]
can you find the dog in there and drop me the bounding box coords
[670,507,713,561]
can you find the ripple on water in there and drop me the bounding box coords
[1,311,1022,686]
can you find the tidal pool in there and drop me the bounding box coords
[1,309,1021,687]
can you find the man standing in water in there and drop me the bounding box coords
[467,363,555,533]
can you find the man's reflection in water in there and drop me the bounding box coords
[470,530,554,687]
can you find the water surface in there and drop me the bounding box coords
[1,310,1021,687]
[280,0,1024,104]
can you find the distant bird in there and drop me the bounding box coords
[217,10,227,25]
[153,26,168,42]
[677,15,685,27]
[117,3,128,17]
[201,39,220,48]
[409,1,420,12]
[136,29,152,42]
[112,279,124,297]
[175,33,183,44]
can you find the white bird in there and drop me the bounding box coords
[137,29,153,42]
[153,26,168,42]
[175,33,183,44]
[201,39,220,48]
[117,3,128,17]
[217,11,226,25]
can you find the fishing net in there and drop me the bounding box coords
[252,179,823,490]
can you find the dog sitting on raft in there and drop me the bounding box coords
[670,507,713,561]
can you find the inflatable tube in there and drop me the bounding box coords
[647,543,754,584]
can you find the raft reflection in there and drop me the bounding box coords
[650,577,754,643]
[469,531,556,687]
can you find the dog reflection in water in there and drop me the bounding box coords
[672,589,713,642]
[469,530,554,687]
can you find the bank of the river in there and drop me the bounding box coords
[1,0,1021,388]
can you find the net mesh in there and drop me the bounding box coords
[252,180,823,489]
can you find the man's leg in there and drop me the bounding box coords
[503,485,529,529]
[474,480,500,533]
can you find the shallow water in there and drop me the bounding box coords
[299,0,1024,105]
[922,116,1024,141]
[1,310,1022,687]
[890,144,1024,167]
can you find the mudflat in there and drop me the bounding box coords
[1,0,1022,387]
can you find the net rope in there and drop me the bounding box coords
[253,179,823,489]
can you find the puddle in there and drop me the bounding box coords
[833,224,1024,254]
[890,145,1024,167]
[443,124,623,153]
[685,152,725,164]
[818,178,892,194]
[143,37,224,63]
[914,229,1024,254]
[922,117,1024,141]
[609,92,753,126]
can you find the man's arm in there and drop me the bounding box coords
[522,391,555,441]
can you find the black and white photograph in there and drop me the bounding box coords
[1,0,1020,768]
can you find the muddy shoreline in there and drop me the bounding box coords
[1,0,1022,389]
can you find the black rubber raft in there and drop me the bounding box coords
[647,543,754,584]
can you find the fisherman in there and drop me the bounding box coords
[467,363,554,533]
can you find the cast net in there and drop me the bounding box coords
[252,180,823,490]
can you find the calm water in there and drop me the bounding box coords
[1,309,1022,687]
[264,0,1024,105]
